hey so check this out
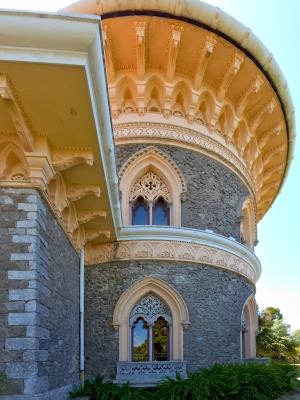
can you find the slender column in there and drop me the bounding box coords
[149,324,153,361]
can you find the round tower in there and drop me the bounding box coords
[63,0,294,385]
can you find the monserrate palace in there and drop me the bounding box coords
[0,0,295,399]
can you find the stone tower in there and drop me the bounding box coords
[0,0,294,398]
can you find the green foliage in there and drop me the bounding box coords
[257,307,300,362]
[0,372,6,394]
[70,363,299,400]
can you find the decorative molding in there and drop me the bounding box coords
[113,276,190,361]
[77,210,107,224]
[129,171,171,202]
[52,149,94,171]
[89,239,258,284]
[67,184,101,202]
[115,122,256,200]
[119,145,186,227]
[102,24,116,82]
[115,361,187,385]
[135,21,146,80]
[216,52,244,102]
[166,25,184,82]
[193,36,217,90]
[130,294,171,324]
[85,229,111,241]
[0,74,34,151]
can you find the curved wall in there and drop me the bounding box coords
[116,144,249,240]
[84,261,254,378]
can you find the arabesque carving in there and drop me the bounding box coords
[89,240,258,284]
[119,146,186,226]
[129,171,171,202]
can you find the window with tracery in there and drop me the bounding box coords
[130,294,171,362]
[130,171,171,226]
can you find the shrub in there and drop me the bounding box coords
[0,372,6,395]
[70,362,299,400]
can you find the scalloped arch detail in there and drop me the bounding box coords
[119,146,187,226]
[113,276,190,361]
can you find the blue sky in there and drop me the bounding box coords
[1,0,299,330]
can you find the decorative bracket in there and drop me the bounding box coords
[217,52,244,102]
[67,184,101,202]
[166,25,184,82]
[135,21,146,80]
[77,209,107,224]
[52,149,94,171]
[0,74,34,151]
[193,36,217,90]
[236,75,264,116]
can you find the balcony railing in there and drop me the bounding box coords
[115,361,188,386]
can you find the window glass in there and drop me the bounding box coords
[132,197,148,225]
[132,317,149,362]
[153,197,169,225]
[153,317,169,361]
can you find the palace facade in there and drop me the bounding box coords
[0,0,295,398]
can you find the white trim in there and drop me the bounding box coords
[118,226,261,281]
[0,10,123,234]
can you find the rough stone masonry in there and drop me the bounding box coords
[0,188,79,399]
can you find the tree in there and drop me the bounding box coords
[257,307,299,362]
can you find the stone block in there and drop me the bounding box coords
[24,375,49,394]
[12,235,35,244]
[26,326,50,339]
[8,271,36,280]
[25,300,49,316]
[23,349,48,362]
[28,281,50,297]
[9,289,37,301]
[11,253,36,261]
[6,362,38,379]
[5,337,39,350]
[27,212,38,220]
[5,302,25,312]
[27,194,38,203]
[17,219,37,228]
[18,203,38,212]
[8,312,38,326]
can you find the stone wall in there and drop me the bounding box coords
[85,261,254,378]
[116,144,249,240]
[0,188,79,399]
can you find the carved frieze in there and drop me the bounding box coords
[89,240,258,284]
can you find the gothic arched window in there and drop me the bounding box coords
[132,196,149,225]
[130,172,170,226]
[130,294,171,362]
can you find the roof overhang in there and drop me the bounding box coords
[0,10,122,255]
[62,0,296,220]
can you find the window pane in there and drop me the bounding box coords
[153,317,169,361]
[153,198,169,225]
[132,318,149,362]
[133,197,149,225]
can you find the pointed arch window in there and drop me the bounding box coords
[130,171,170,226]
[130,294,171,362]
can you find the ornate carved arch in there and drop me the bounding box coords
[113,276,190,361]
[241,197,256,249]
[241,295,257,359]
[0,141,29,181]
[119,146,187,226]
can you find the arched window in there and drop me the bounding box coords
[130,172,170,226]
[119,147,187,227]
[129,294,171,362]
[241,296,257,359]
[132,196,149,225]
[153,197,169,225]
